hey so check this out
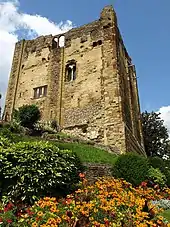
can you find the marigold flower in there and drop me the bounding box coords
[37,211,43,217]
[79,173,85,178]
[32,222,38,227]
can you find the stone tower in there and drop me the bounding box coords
[3,6,145,155]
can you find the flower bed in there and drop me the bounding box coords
[0,176,170,226]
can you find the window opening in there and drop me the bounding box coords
[59,36,65,47]
[33,85,47,99]
[65,61,76,82]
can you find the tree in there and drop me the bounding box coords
[13,104,41,129]
[141,111,169,157]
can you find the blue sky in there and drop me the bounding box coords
[0,0,170,132]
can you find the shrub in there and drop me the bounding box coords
[34,121,57,134]
[0,135,11,149]
[151,199,170,210]
[112,153,149,186]
[0,141,83,204]
[13,104,40,129]
[8,120,25,134]
[0,128,14,141]
[149,156,170,187]
[147,167,167,187]
[0,128,22,143]
[51,120,60,131]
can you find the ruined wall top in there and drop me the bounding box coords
[15,6,117,44]
[14,5,131,63]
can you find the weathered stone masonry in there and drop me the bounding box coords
[3,6,145,155]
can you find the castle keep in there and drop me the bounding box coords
[4,6,145,155]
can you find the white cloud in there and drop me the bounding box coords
[0,0,73,116]
[158,106,170,137]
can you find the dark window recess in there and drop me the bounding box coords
[39,87,42,96]
[42,58,46,62]
[33,85,47,99]
[93,42,97,47]
[98,40,102,45]
[93,40,102,47]
[65,61,76,82]
[103,23,111,29]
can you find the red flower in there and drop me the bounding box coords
[0,218,3,222]
[7,219,12,224]
[36,217,40,222]
[16,211,22,217]
[141,181,147,187]
[26,208,34,216]
[4,207,8,212]
[79,173,85,178]
[66,210,73,217]
[104,220,109,226]
[66,198,72,205]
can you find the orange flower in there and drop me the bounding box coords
[32,222,38,227]
[79,173,85,178]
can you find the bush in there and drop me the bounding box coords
[0,135,11,148]
[149,156,170,187]
[51,120,60,131]
[112,153,149,186]
[0,128,22,143]
[0,128,14,141]
[8,120,25,134]
[147,167,167,187]
[0,141,83,204]
[34,121,57,134]
[151,199,170,210]
[13,104,40,129]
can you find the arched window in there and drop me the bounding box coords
[65,61,76,82]
[59,36,65,47]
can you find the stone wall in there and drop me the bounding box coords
[3,5,145,155]
[83,163,112,184]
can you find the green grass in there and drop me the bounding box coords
[0,128,118,166]
[160,209,170,222]
[51,141,118,165]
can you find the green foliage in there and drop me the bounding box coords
[8,120,25,134]
[34,121,57,134]
[0,128,15,141]
[141,111,169,157]
[149,156,170,187]
[0,128,22,143]
[13,104,40,129]
[112,153,149,186]
[0,141,83,204]
[147,167,167,187]
[0,135,11,148]
[160,210,170,222]
[51,120,59,131]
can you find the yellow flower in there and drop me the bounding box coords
[37,211,43,217]
[32,222,38,227]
